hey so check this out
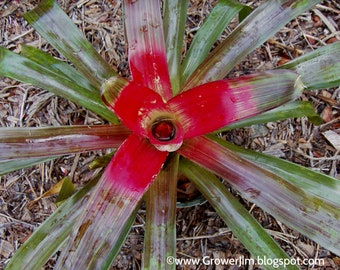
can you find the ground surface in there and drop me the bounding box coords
[0,0,340,269]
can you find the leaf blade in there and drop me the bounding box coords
[170,70,304,138]
[23,0,116,88]
[180,0,244,87]
[0,125,130,159]
[143,154,178,270]
[183,0,322,89]
[209,136,340,206]
[123,0,172,100]
[0,47,118,123]
[219,101,322,132]
[56,134,168,269]
[0,157,57,176]
[4,171,101,270]
[179,136,340,255]
[280,41,340,90]
[180,159,299,270]
[163,0,189,94]
[20,45,98,93]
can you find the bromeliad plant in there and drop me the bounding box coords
[1,0,340,269]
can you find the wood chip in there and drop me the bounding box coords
[323,130,340,150]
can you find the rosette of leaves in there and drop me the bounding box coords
[1,0,339,269]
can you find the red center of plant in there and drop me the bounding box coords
[151,119,176,141]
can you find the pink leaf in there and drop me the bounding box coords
[102,79,184,152]
[104,133,168,192]
[169,70,304,138]
[57,134,168,268]
[0,125,130,159]
[123,0,172,100]
[102,79,166,136]
[178,136,340,254]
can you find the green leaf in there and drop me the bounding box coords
[163,0,189,94]
[209,136,340,206]
[5,171,101,270]
[238,5,253,22]
[183,0,322,89]
[280,41,340,90]
[0,125,129,159]
[143,153,178,270]
[56,167,141,269]
[179,136,340,255]
[23,0,116,88]
[180,0,244,88]
[219,101,322,132]
[88,152,116,170]
[180,159,299,270]
[0,157,57,176]
[56,177,76,205]
[20,45,97,92]
[0,47,118,123]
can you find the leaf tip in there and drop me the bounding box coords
[101,76,129,109]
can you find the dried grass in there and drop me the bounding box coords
[0,0,339,269]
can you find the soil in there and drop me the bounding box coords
[0,0,339,269]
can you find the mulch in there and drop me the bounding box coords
[0,0,339,269]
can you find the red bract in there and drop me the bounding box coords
[100,0,303,193]
[3,0,340,268]
[124,0,172,100]
[55,0,309,267]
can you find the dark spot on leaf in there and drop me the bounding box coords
[245,188,261,199]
